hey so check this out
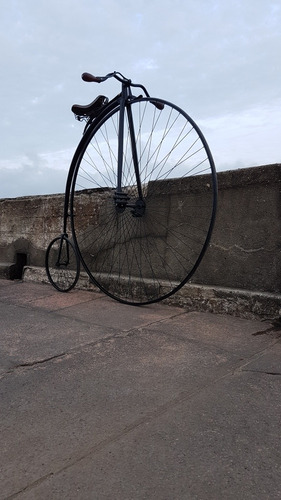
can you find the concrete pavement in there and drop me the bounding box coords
[0,279,280,499]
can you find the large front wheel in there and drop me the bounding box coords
[70,97,217,304]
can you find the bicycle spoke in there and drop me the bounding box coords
[71,97,216,304]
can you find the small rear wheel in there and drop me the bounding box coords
[45,235,80,292]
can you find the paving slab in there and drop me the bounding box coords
[15,371,281,500]
[0,280,280,500]
[55,295,185,331]
[144,310,280,357]
[241,340,281,375]
[0,301,115,373]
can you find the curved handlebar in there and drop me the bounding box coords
[82,72,104,83]
[81,71,151,99]
[81,71,131,85]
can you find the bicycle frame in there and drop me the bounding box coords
[62,72,152,231]
[113,80,146,216]
[46,69,217,302]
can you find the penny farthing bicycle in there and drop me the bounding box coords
[45,71,217,305]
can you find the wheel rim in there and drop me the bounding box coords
[45,236,80,292]
[71,97,217,304]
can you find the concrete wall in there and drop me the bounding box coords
[0,164,280,295]
[0,194,64,269]
[193,163,281,294]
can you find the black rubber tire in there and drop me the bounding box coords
[45,235,80,292]
[70,97,217,304]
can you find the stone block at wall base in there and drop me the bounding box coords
[164,283,281,321]
[0,262,14,279]
[23,266,99,292]
[22,266,281,321]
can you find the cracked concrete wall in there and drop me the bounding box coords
[0,194,64,267]
[192,163,281,293]
[0,164,280,293]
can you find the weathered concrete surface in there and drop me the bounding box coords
[194,163,281,293]
[1,280,281,499]
[0,164,281,295]
[23,265,281,320]
[0,194,64,268]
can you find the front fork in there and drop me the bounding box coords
[114,91,146,218]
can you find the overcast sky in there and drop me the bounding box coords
[0,0,280,198]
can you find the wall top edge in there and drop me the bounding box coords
[1,163,280,202]
[216,163,281,189]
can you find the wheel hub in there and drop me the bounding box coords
[114,192,146,217]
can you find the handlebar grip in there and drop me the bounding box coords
[82,72,102,83]
[151,100,165,111]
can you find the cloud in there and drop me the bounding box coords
[199,99,281,170]
[133,58,159,72]
[0,150,72,198]
[0,0,281,197]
